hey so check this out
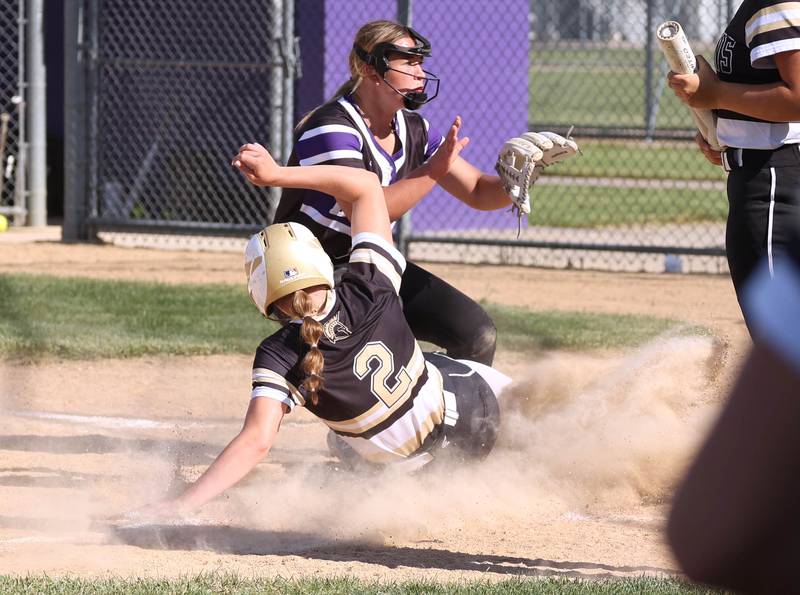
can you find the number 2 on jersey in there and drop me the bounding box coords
[353,341,413,408]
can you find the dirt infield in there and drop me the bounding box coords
[0,228,750,581]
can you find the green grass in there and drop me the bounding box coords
[553,140,726,181]
[529,184,728,228]
[0,574,724,594]
[528,47,718,130]
[530,70,690,129]
[524,46,729,225]
[530,46,719,67]
[0,273,279,360]
[532,47,649,66]
[485,302,704,352]
[0,274,699,360]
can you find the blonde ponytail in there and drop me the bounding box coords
[291,290,325,405]
[296,77,361,130]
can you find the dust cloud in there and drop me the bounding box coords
[0,335,728,562]
[210,335,725,545]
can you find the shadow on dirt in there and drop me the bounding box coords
[0,466,116,488]
[109,523,677,578]
[0,433,216,458]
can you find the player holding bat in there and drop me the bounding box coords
[657,21,725,152]
[665,3,800,332]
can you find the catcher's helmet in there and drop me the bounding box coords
[244,223,334,319]
[354,27,440,110]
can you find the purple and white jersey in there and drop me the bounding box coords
[274,95,443,263]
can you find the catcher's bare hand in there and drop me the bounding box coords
[694,131,723,166]
[232,143,281,187]
[427,115,470,180]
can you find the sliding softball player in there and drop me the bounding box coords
[132,143,514,517]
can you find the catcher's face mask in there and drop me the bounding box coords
[354,28,440,110]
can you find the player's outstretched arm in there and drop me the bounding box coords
[175,397,285,511]
[438,158,511,211]
[232,143,393,243]
[431,117,512,212]
[131,397,286,518]
[233,143,379,204]
[441,130,579,214]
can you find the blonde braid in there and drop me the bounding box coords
[292,290,325,405]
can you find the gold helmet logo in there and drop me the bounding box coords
[245,223,334,318]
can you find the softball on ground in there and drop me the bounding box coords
[0,214,7,233]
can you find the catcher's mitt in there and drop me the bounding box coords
[495,130,579,217]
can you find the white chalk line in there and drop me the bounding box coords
[1,409,234,431]
[0,534,78,545]
[562,510,665,526]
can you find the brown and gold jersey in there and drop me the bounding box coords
[251,232,446,463]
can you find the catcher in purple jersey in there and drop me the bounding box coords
[131,142,512,517]
[271,20,578,367]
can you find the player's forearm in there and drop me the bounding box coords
[383,164,439,220]
[715,81,800,122]
[175,432,271,511]
[440,171,511,211]
[275,164,381,205]
[473,175,513,210]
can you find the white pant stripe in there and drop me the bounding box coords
[768,167,776,279]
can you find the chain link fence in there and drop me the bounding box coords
[81,0,293,235]
[0,0,25,224]
[69,0,738,273]
[402,0,733,273]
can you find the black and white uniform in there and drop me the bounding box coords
[250,233,509,466]
[714,0,800,325]
[273,95,498,365]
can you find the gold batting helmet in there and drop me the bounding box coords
[244,222,334,319]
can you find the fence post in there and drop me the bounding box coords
[266,0,284,224]
[396,0,412,257]
[398,0,412,27]
[644,0,655,141]
[63,0,87,240]
[26,0,46,226]
[12,0,27,226]
[282,0,296,172]
[84,0,100,238]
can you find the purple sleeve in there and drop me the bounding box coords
[424,118,444,160]
[295,124,365,167]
